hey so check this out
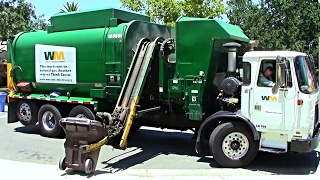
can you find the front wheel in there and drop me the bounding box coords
[209,122,258,168]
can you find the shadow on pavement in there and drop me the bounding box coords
[14,125,41,135]
[246,150,320,174]
[13,125,65,139]
[13,125,320,176]
[100,128,319,175]
[60,168,110,178]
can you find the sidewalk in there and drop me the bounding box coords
[0,158,319,180]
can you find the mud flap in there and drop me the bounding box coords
[7,102,18,123]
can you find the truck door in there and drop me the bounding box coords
[252,58,296,131]
[277,58,296,131]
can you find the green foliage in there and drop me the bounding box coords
[227,0,320,61]
[120,0,228,26]
[30,14,48,31]
[0,0,47,38]
[60,2,80,13]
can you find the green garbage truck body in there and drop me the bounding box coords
[7,7,249,129]
[10,7,319,169]
[9,9,171,99]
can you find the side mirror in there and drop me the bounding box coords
[275,55,289,88]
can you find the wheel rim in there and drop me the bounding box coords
[59,157,66,170]
[86,159,93,172]
[222,132,249,159]
[19,103,32,122]
[42,111,56,131]
[75,114,87,119]
[88,160,92,171]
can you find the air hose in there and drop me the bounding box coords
[7,38,23,93]
[159,38,176,116]
[159,38,175,79]
[159,38,175,63]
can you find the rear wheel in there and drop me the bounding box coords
[38,104,64,138]
[16,100,39,126]
[69,105,95,119]
[209,121,258,168]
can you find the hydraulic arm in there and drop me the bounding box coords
[85,37,163,151]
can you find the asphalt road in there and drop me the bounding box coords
[0,111,320,176]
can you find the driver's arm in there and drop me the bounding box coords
[258,76,275,87]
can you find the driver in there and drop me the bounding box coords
[258,66,275,87]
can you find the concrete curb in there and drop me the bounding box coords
[0,158,319,179]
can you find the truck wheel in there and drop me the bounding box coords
[69,105,95,119]
[38,104,64,138]
[16,100,39,126]
[209,122,258,168]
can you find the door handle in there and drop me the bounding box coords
[248,88,252,115]
[279,88,288,92]
[254,105,261,111]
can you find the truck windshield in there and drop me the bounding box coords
[294,55,318,94]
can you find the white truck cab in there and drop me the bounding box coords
[241,51,319,153]
[195,42,320,168]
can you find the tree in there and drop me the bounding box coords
[60,2,80,13]
[120,0,228,26]
[30,14,48,31]
[227,0,320,61]
[0,0,48,38]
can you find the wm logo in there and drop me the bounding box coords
[261,95,277,101]
[44,51,65,60]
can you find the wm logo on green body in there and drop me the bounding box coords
[44,51,65,60]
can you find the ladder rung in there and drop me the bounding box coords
[105,62,121,65]
[106,86,122,88]
[105,74,121,76]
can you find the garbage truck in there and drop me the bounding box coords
[6,7,320,170]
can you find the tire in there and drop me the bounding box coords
[38,104,64,138]
[209,121,258,168]
[16,100,39,126]
[69,105,95,119]
[55,104,70,117]
[84,158,94,174]
[59,157,66,170]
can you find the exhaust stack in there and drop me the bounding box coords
[248,40,259,51]
[223,42,241,77]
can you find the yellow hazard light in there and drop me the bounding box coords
[231,98,239,103]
